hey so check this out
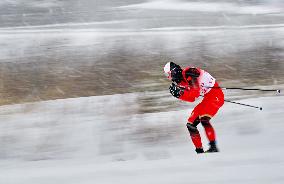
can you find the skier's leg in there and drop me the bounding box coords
[187,103,205,153]
[200,116,216,142]
[186,118,204,154]
[198,90,224,153]
[200,116,219,152]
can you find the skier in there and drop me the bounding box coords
[164,62,224,154]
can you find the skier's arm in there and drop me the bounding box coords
[179,86,200,102]
[179,67,201,102]
[169,83,200,102]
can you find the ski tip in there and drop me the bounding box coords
[259,107,263,111]
[277,89,281,94]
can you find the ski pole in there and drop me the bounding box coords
[223,99,263,111]
[206,86,281,94]
[173,83,263,110]
[199,94,263,110]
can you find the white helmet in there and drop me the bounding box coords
[163,62,172,79]
[163,62,182,82]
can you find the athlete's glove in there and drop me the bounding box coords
[169,83,184,98]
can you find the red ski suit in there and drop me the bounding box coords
[177,67,224,123]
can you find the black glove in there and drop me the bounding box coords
[169,83,184,98]
[171,67,183,83]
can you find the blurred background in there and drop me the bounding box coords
[1,0,284,106]
[0,0,284,183]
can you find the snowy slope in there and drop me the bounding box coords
[0,93,284,184]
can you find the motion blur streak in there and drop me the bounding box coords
[0,0,284,184]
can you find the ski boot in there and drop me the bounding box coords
[205,141,219,153]
[195,148,204,154]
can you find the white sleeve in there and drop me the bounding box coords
[199,70,216,95]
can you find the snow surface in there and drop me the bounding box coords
[118,0,283,15]
[0,93,284,184]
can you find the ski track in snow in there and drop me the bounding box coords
[0,93,284,184]
[117,0,283,15]
[1,23,284,33]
